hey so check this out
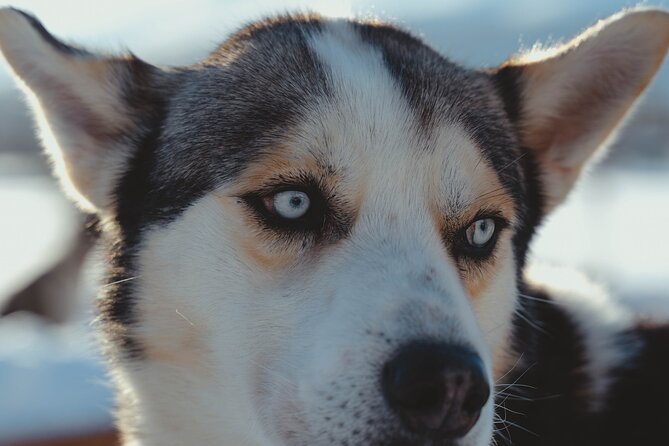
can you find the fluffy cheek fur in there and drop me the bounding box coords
[116,192,303,446]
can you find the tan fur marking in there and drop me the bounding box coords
[230,144,346,197]
[422,131,518,301]
[144,324,208,367]
[220,143,365,270]
[214,194,302,272]
[462,235,513,300]
[138,299,213,371]
[236,230,300,272]
[430,150,516,265]
[430,124,517,226]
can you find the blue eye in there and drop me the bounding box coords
[466,218,496,248]
[271,190,311,219]
[242,181,328,234]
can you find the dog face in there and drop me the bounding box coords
[1,8,668,446]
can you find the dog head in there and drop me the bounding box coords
[1,7,668,446]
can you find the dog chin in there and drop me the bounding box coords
[267,406,494,446]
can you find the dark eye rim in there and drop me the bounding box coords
[453,214,509,260]
[240,183,327,233]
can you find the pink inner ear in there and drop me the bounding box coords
[23,67,129,212]
[34,75,120,144]
[520,49,659,169]
[499,10,669,212]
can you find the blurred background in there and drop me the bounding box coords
[1,0,668,444]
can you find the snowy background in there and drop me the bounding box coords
[1,0,668,443]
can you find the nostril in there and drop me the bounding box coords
[382,342,490,438]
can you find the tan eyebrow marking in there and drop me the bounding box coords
[214,194,303,271]
[422,128,518,300]
[212,140,368,271]
[430,166,517,241]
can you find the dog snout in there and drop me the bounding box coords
[382,342,490,439]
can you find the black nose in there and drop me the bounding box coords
[382,342,490,439]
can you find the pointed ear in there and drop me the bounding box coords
[0,8,168,212]
[492,8,669,212]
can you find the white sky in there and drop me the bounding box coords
[2,0,667,67]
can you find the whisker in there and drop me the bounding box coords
[493,411,513,445]
[101,276,139,288]
[495,352,525,384]
[246,357,296,393]
[473,154,486,172]
[496,392,535,402]
[502,419,539,437]
[492,428,512,446]
[518,293,562,305]
[496,391,563,402]
[494,404,526,417]
[514,308,549,335]
[499,152,528,174]
[471,186,508,203]
[495,362,537,396]
[175,308,195,326]
[486,321,508,335]
[495,383,537,390]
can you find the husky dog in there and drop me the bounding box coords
[1,6,668,446]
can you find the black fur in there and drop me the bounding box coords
[497,287,669,445]
[489,65,546,271]
[102,61,172,359]
[496,288,592,446]
[511,149,545,271]
[598,324,669,445]
[490,64,524,125]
